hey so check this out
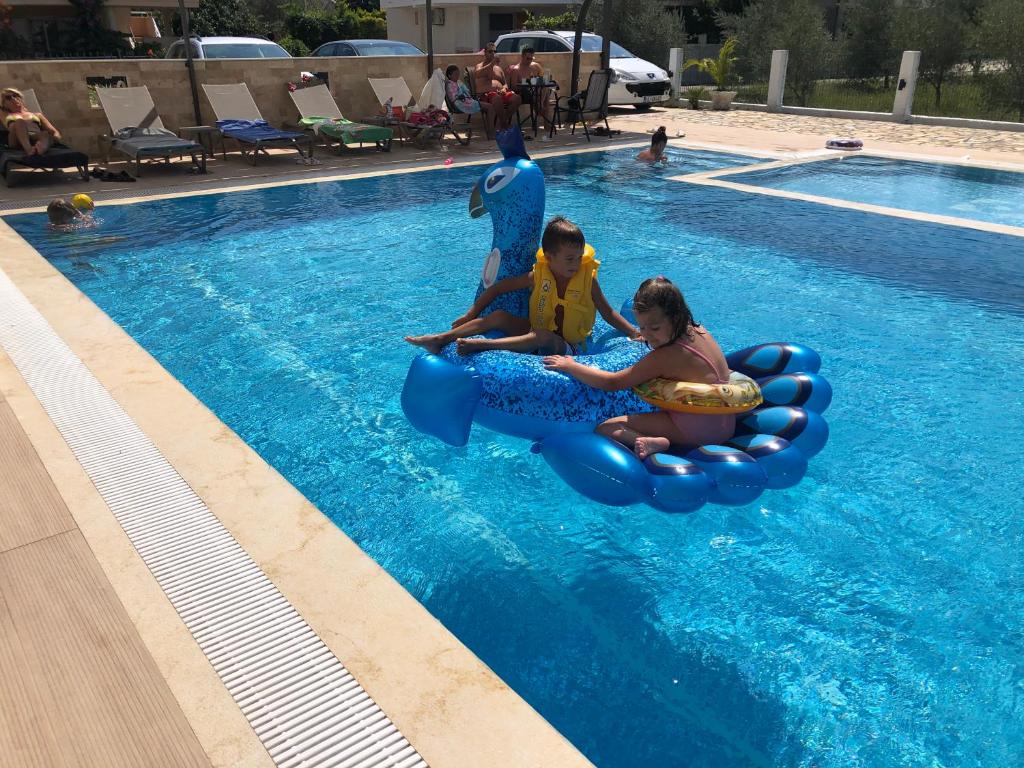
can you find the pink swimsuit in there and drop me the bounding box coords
[667,339,736,447]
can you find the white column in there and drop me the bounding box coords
[668,47,683,99]
[892,50,920,122]
[767,49,788,111]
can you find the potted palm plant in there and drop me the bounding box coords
[683,38,738,110]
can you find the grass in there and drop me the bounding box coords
[723,76,1022,123]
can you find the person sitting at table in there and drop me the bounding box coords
[508,47,556,137]
[1,87,62,156]
[473,42,522,131]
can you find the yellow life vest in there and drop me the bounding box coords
[528,244,598,346]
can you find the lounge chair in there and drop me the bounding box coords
[95,86,207,176]
[201,83,313,164]
[0,88,89,186]
[288,84,392,153]
[368,73,469,148]
[553,68,612,141]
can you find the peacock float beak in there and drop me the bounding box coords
[469,183,487,219]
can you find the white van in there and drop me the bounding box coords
[494,31,670,110]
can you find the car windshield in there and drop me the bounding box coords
[352,41,423,56]
[573,35,634,58]
[202,43,290,59]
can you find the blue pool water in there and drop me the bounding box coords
[727,154,1024,228]
[7,146,1024,767]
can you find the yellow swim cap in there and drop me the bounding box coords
[71,194,93,211]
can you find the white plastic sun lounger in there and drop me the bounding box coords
[95,86,207,176]
[288,84,392,152]
[202,83,313,164]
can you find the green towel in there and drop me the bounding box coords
[301,116,392,145]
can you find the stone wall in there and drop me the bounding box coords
[0,53,602,156]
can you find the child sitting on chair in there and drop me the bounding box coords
[445,65,493,139]
[405,216,638,356]
[637,126,669,163]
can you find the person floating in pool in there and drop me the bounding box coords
[543,276,734,459]
[47,194,95,229]
[405,216,639,356]
[637,126,669,164]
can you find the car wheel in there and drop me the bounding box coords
[634,104,653,112]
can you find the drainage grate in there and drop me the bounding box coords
[0,265,427,768]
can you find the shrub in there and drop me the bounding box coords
[278,35,310,57]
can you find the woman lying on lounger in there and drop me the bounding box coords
[1,87,62,156]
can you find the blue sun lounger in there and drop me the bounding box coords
[202,83,313,164]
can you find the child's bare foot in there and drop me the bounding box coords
[404,334,444,354]
[634,436,671,460]
[456,337,489,355]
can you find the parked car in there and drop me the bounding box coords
[495,31,670,110]
[310,39,424,57]
[165,36,291,59]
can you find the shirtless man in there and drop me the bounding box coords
[507,46,555,135]
[473,42,521,132]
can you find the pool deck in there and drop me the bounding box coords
[1,106,1023,767]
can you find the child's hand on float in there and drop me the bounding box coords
[542,355,574,372]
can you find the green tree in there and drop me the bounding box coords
[977,0,1024,120]
[282,5,385,50]
[178,0,266,37]
[62,0,132,56]
[891,0,969,108]
[840,0,899,82]
[719,0,835,105]
[522,8,580,31]
[586,0,686,69]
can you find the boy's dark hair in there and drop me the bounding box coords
[542,216,585,255]
[522,46,535,55]
[633,276,696,344]
[446,64,460,78]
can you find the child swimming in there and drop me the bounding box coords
[543,276,734,459]
[46,194,94,228]
[405,216,639,355]
[637,126,669,163]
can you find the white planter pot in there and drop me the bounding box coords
[711,91,737,110]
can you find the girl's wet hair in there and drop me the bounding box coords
[651,125,668,151]
[542,216,585,255]
[633,276,696,344]
[445,65,460,79]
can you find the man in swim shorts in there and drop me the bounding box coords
[473,42,522,131]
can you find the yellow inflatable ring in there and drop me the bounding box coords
[634,371,763,414]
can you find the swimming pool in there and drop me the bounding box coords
[724,154,1024,228]
[7,146,1023,767]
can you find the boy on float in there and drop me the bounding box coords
[405,216,639,355]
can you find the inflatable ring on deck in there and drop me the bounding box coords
[826,137,863,151]
[634,371,763,414]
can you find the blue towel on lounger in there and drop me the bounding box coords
[216,119,303,142]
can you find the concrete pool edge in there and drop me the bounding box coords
[0,220,593,766]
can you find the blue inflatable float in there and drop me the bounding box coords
[401,129,831,513]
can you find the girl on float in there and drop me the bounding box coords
[543,276,734,459]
